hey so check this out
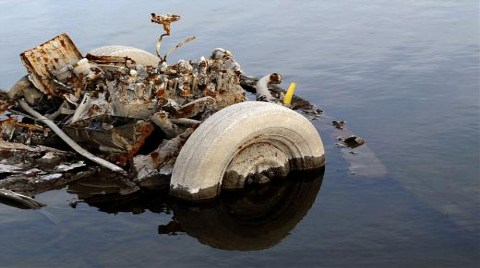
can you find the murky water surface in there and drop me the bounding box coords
[0,0,479,267]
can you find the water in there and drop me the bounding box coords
[0,0,479,267]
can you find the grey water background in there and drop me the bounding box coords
[0,0,479,267]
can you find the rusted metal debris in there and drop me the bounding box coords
[336,135,366,148]
[332,120,346,130]
[151,13,180,36]
[0,12,322,208]
[0,141,95,196]
[150,13,195,62]
[20,33,83,96]
[239,75,323,119]
[0,189,45,209]
[63,117,155,166]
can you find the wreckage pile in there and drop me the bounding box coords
[1,38,244,181]
[0,13,324,207]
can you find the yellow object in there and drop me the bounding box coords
[283,82,296,106]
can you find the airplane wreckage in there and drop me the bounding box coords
[0,13,365,209]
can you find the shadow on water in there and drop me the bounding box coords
[65,168,325,251]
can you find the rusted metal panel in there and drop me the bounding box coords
[150,13,180,35]
[20,33,83,96]
[1,116,48,143]
[63,116,155,166]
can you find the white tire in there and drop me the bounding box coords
[88,45,160,66]
[170,101,325,200]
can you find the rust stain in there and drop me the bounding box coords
[86,54,136,67]
[150,151,160,166]
[151,13,180,35]
[15,122,45,132]
[155,88,165,98]
[269,73,282,84]
[20,33,83,96]
[114,121,155,166]
[0,100,13,114]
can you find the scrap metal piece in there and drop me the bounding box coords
[0,116,48,144]
[176,97,217,119]
[85,53,137,68]
[18,99,127,175]
[150,13,195,62]
[151,13,181,59]
[7,76,33,100]
[332,120,346,130]
[150,111,179,139]
[64,116,155,166]
[67,169,139,198]
[0,117,16,141]
[133,128,194,187]
[0,140,69,155]
[0,167,97,197]
[240,75,323,119]
[0,163,23,175]
[0,91,12,114]
[0,189,45,209]
[150,13,181,35]
[170,118,201,126]
[54,161,86,172]
[164,36,196,61]
[161,98,182,113]
[338,135,366,148]
[20,33,83,96]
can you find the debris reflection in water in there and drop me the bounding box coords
[66,168,325,250]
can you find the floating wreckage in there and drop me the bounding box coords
[0,13,325,207]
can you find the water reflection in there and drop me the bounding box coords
[66,168,324,250]
[173,169,324,250]
[67,176,170,214]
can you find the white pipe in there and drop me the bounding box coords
[18,99,127,176]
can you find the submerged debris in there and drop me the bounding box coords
[0,12,325,208]
[240,75,323,119]
[0,189,45,209]
[336,135,366,148]
[332,120,345,130]
[0,141,94,196]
